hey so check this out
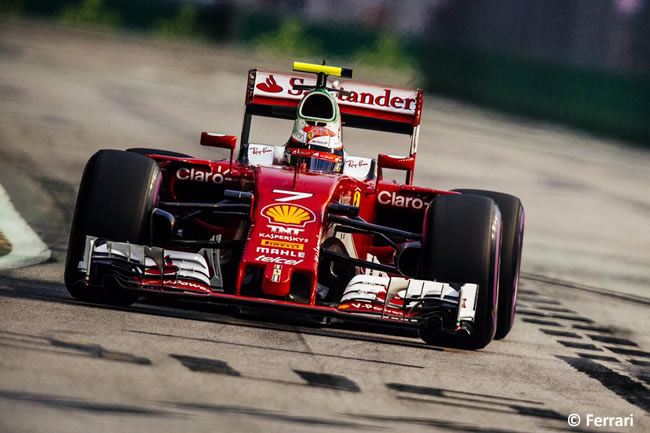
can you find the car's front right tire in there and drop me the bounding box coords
[452,189,525,340]
[418,194,502,349]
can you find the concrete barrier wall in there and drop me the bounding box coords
[419,43,650,143]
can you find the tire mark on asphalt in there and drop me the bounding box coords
[521,280,650,415]
[576,353,620,363]
[394,395,536,418]
[516,289,541,296]
[386,383,544,405]
[163,401,379,429]
[522,273,650,306]
[47,338,152,365]
[515,310,547,317]
[348,412,552,433]
[548,314,594,323]
[0,275,434,354]
[0,330,152,365]
[127,329,424,368]
[587,334,638,347]
[127,299,436,350]
[168,353,363,395]
[557,341,603,351]
[518,296,561,305]
[533,305,576,314]
[518,305,594,324]
[540,329,582,338]
[521,318,563,327]
[605,347,650,358]
[572,324,614,334]
[623,363,650,389]
[637,374,650,386]
[391,395,622,432]
[0,390,177,416]
[170,354,240,376]
[385,383,569,428]
[295,330,316,358]
[557,356,650,412]
[294,370,361,392]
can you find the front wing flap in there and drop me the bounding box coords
[78,236,478,329]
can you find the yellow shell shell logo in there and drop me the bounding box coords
[263,204,315,226]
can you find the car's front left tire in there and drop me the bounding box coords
[64,150,161,306]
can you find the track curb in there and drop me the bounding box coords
[0,184,51,271]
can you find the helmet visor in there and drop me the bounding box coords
[287,147,343,173]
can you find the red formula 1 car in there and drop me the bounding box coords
[65,62,524,349]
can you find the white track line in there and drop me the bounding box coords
[0,184,51,270]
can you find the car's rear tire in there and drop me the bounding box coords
[127,148,192,158]
[418,194,502,349]
[453,189,525,340]
[64,150,162,306]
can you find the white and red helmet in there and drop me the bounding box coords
[284,88,344,173]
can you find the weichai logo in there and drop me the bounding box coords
[261,204,316,227]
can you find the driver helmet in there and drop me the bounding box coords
[284,89,344,173]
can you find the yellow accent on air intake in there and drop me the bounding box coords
[293,62,353,78]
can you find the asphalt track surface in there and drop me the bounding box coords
[1,20,649,433]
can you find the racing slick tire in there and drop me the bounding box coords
[64,150,162,306]
[127,148,192,158]
[418,194,502,349]
[453,189,525,340]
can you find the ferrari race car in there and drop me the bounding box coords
[65,62,525,349]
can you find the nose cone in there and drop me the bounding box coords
[262,263,293,296]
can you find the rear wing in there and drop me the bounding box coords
[241,69,423,159]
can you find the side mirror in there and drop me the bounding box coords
[376,154,415,186]
[201,132,236,171]
[394,241,421,278]
[150,208,176,246]
[201,132,237,150]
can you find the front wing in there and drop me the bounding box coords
[78,236,478,331]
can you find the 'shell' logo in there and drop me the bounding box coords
[256,75,282,93]
[262,204,315,227]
